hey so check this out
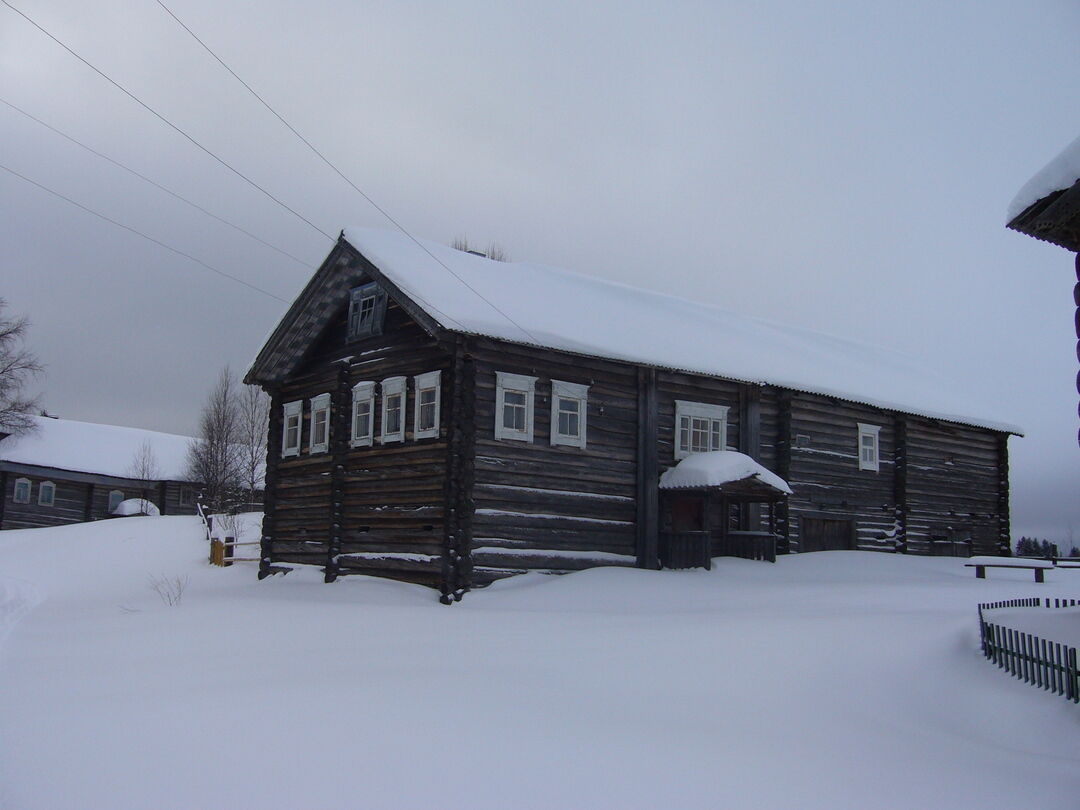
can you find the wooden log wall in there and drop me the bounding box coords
[263,291,453,588]
[469,338,639,582]
[440,338,476,602]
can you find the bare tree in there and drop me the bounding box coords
[0,298,43,436]
[450,235,510,262]
[236,383,269,508]
[186,367,243,513]
[128,439,160,481]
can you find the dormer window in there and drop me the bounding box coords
[347,282,387,340]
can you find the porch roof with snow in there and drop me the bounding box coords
[1007,133,1080,252]
[659,451,792,500]
[247,228,1020,434]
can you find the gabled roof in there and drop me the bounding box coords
[247,228,1020,434]
[0,415,196,481]
[1008,134,1080,252]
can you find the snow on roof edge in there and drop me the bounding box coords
[1008,132,1080,223]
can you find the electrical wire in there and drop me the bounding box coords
[0,96,312,268]
[154,0,541,345]
[0,0,334,242]
[0,162,289,303]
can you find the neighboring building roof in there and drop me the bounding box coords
[659,451,793,494]
[0,415,195,481]
[1007,134,1080,251]
[248,228,1021,434]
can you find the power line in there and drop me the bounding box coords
[0,162,289,303]
[0,0,333,243]
[0,96,312,268]
[154,0,541,345]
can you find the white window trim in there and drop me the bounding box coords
[282,400,302,457]
[309,392,332,454]
[495,371,536,442]
[108,489,124,512]
[674,400,730,460]
[858,423,881,472]
[413,370,441,440]
[380,376,406,444]
[350,380,376,448]
[550,379,589,448]
[13,477,30,504]
[38,480,56,507]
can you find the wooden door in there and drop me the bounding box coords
[670,496,705,532]
[800,517,854,552]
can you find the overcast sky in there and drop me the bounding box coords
[1,0,1078,542]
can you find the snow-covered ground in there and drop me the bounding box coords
[0,517,1077,810]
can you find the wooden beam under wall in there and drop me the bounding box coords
[324,365,351,582]
[893,414,908,553]
[636,367,659,569]
[258,389,283,580]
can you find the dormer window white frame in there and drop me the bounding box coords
[347,282,388,340]
[550,379,589,448]
[675,400,729,460]
[413,371,441,440]
[858,423,881,472]
[282,400,302,457]
[350,381,376,448]
[495,372,536,442]
[381,376,406,443]
[309,393,331,454]
[13,477,30,504]
[108,489,124,512]
[38,480,56,507]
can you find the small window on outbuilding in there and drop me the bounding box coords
[38,481,56,507]
[108,490,124,512]
[351,380,375,448]
[495,372,536,442]
[550,379,589,448]
[675,400,729,459]
[413,371,441,440]
[858,423,881,472]
[282,400,302,457]
[13,477,31,504]
[347,282,388,340]
[178,486,195,507]
[381,376,406,443]
[309,393,331,454]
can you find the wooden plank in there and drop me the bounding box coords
[636,367,659,569]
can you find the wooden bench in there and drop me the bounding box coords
[965,560,1051,582]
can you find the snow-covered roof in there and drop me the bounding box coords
[340,228,1019,434]
[659,451,793,494]
[0,415,195,481]
[1008,133,1080,222]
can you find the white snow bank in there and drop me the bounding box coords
[208,511,263,544]
[343,227,1020,434]
[111,498,160,517]
[989,606,1080,647]
[1008,132,1080,221]
[659,450,793,493]
[0,414,195,480]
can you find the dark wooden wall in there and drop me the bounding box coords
[468,338,639,582]
[263,292,453,587]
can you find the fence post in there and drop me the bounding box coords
[224,536,234,568]
[1068,647,1078,703]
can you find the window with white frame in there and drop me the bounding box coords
[38,480,56,507]
[282,400,302,457]
[858,423,881,472]
[108,489,124,512]
[675,400,729,459]
[495,372,536,442]
[309,393,331,454]
[13,477,30,504]
[413,371,441,440]
[381,376,406,443]
[550,379,589,448]
[350,381,375,447]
